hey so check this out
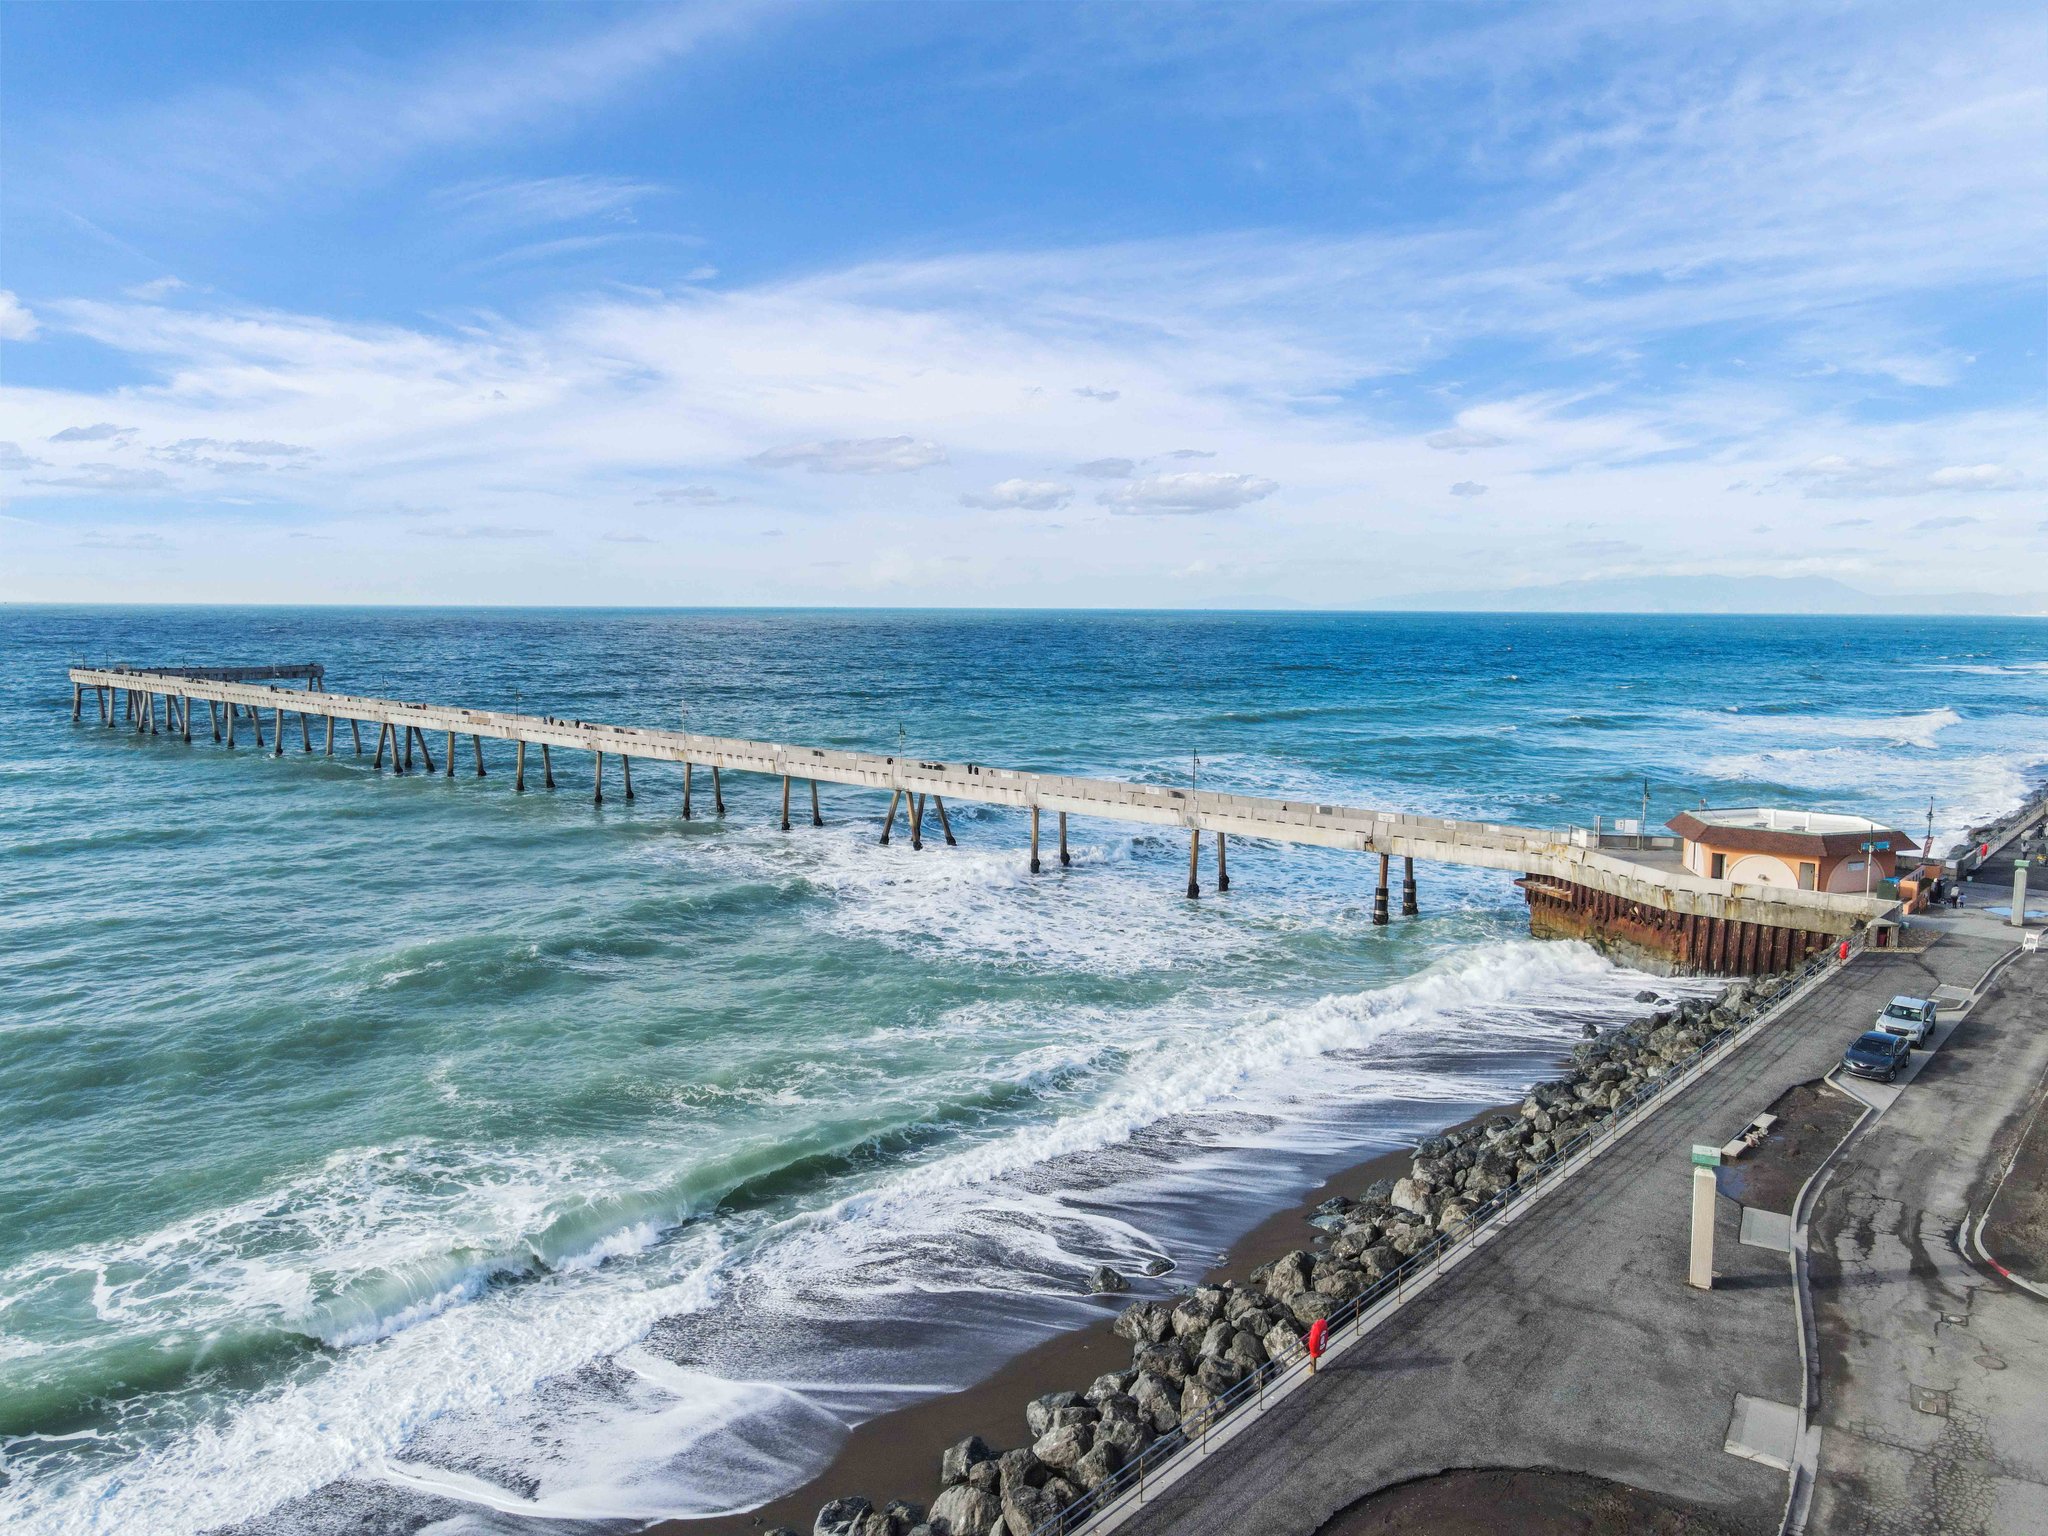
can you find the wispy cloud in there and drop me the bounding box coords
[1450,481,1487,497]
[28,4,760,213]
[750,437,946,474]
[50,423,135,443]
[435,173,664,228]
[1072,458,1135,479]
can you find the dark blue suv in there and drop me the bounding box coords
[1842,1030,1912,1083]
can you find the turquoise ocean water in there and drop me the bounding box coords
[2,608,2043,1536]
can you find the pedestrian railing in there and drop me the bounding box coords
[1029,938,1858,1536]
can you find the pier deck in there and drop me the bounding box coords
[66,664,1893,972]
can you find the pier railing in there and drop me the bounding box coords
[1028,936,1858,1536]
[66,664,1888,946]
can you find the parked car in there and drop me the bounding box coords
[1842,1030,1913,1083]
[1876,995,1937,1048]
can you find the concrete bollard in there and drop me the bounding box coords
[1688,1149,1719,1289]
[2014,859,2031,928]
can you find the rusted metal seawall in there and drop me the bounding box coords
[1521,876,1836,976]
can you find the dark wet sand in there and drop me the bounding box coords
[665,1103,1515,1536]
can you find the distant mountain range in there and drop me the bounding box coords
[1369,574,2045,617]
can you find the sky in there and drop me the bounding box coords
[1,0,2043,608]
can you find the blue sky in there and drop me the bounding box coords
[1,1,2042,606]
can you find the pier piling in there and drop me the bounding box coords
[1217,831,1229,893]
[444,730,455,777]
[1374,853,1391,925]
[1059,811,1071,867]
[622,755,634,800]
[350,718,363,755]
[324,714,335,755]
[299,711,312,753]
[1402,855,1418,916]
[780,774,791,832]
[1030,805,1041,874]
[712,766,725,815]
[911,793,925,850]
[515,740,527,792]
[934,796,956,846]
[880,788,900,844]
[810,778,821,826]
[272,706,284,756]
[72,683,81,721]
[1187,827,1201,899]
[682,761,692,818]
[373,723,389,771]
[542,744,555,789]
[594,751,605,805]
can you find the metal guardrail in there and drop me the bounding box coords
[1028,938,1856,1536]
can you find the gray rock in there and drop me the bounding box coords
[1131,1339,1190,1383]
[1000,1483,1060,1536]
[1023,1392,1079,1438]
[1128,1370,1181,1434]
[1288,1291,1338,1328]
[967,1460,1001,1494]
[1111,1300,1171,1345]
[926,1483,1002,1536]
[996,1446,1046,1492]
[939,1435,997,1487]
[1030,1421,1093,1473]
[815,1496,873,1536]
[1254,1250,1314,1298]
[1070,1438,1125,1490]
[1082,1370,1134,1404]
[1262,1319,1304,1363]
[1389,1177,1431,1215]
[1087,1265,1129,1294]
[1223,1328,1267,1375]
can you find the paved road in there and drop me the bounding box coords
[1118,939,2011,1536]
[1807,948,2048,1535]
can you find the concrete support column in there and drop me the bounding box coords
[910,793,925,851]
[1186,827,1201,899]
[416,728,435,773]
[273,706,285,756]
[444,730,455,776]
[324,714,335,755]
[780,774,791,832]
[515,740,527,792]
[934,796,956,846]
[1687,1165,1717,1289]
[299,710,311,752]
[1402,855,1418,917]
[712,766,724,815]
[541,743,555,789]
[472,734,485,776]
[879,788,900,845]
[682,761,693,819]
[1058,811,1071,867]
[1030,805,1041,874]
[594,750,605,806]
[809,778,821,826]
[1216,831,1229,893]
[350,718,363,755]
[226,703,238,748]
[1374,852,1391,925]
[72,683,82,722]
[622,755,635,801]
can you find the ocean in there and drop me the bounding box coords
[2,608,2042,1536]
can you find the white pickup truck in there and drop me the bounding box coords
[1875,995,1937,1049]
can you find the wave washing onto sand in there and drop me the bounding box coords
[0,938,1684,1536]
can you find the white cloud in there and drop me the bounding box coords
[1450,480,1487,497]
[960,478,1072,511]
[0,442,45,470]
[0,291,40,340]
[1101,471,1278,516]
[408,523,548,540]
[749,436,947,474]
[1073,386,1120,402]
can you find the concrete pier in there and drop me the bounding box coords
[63,664,1896,973]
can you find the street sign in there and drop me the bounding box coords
[1862,839,1891,852]
[1691,1143,1722,1167]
